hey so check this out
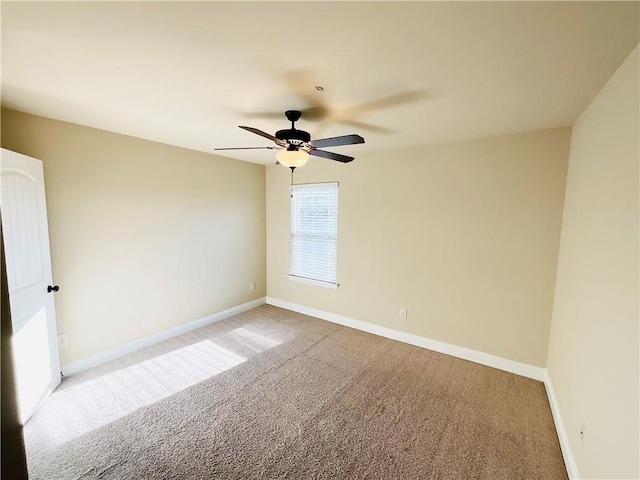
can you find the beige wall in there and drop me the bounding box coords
[1,109,266,365]
[547,45,639,479]
[267,128,570,367]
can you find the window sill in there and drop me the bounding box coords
[287,275,339,290]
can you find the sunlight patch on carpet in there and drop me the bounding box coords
[28,339,252,446]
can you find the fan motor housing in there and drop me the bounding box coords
[276,129,311,143]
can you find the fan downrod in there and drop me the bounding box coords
[276,110,310,143]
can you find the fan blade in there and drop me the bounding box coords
[239,126,286,145]
[245,111,284,119]
[338,119,395,134]
[214,146,277,151]
[346,90,427,115]
[310,149,354,163]
[310,134,365,148]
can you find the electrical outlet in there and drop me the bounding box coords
[249,282,255,292]
[399,308,407,320]
[57,333,69,348]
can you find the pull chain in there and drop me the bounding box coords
[290,166,296,198]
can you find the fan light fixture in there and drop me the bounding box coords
[276,147,309,168]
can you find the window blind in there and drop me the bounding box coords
[290,182,338,286]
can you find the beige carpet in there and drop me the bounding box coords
[24,305,567,479]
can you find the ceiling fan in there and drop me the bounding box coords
[214,110,365,169]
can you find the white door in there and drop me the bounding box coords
[1,148,61,423]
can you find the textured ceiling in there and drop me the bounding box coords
[2,1,638,164]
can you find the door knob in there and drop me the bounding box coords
[47,285,59,293]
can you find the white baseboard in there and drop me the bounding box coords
[61,297,266,376]
[266,297,545,381]
[543,371,580,479]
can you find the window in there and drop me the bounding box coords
[289,182,339,289]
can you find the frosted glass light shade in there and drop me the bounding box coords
[276,149,309,168]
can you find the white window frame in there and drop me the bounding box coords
[288,182,339,289]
